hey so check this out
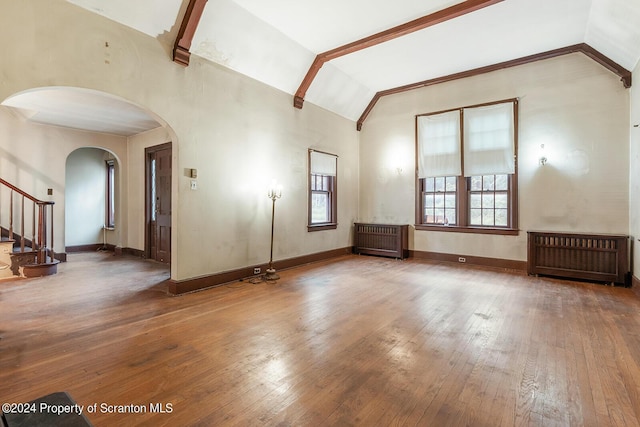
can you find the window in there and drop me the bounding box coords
[105,159,116,228]
[469,174,509,227]
[308,150,337,231]
[416,99,518,234]
[421,176,457,225]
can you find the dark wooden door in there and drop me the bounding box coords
[147,143,171,264]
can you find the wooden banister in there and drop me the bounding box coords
[0,178,56,264]
[0,178,52,205]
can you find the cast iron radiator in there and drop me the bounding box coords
[527,231,629,285]
[353,223,408,259]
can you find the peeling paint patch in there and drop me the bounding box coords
[193,40,232,66]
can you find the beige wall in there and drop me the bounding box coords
[0,107,128,253]
[0,0,359,281]
[360,53,630,262]
[630,61,640,279]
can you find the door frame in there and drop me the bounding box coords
[145,142,172,262]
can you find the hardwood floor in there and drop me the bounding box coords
[2,252,640,426]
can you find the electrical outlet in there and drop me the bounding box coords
[253,267,261,275]
[458,257,466,263]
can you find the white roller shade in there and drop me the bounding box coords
[417,110,461,178]
[463,102,515,177]
[310,151,337,176]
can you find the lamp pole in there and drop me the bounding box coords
[265,181,282,281]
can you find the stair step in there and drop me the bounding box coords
[12,247,34,253]
[22,260,60,278]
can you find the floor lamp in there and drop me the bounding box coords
[264,181,282,281]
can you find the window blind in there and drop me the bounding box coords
[310,151,337,176]
[463,102,515,176]
[417,110,461,178]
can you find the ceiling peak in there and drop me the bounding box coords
[293,0,505,109]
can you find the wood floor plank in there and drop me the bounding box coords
[2,252,640,425]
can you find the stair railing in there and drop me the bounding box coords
[0,178,55,264]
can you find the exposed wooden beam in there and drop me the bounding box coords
[356,43,632,131]
[294,0,504,109]
[580,44,632,88]
[173,0,208,67]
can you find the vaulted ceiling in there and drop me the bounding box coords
[11,0,640,134]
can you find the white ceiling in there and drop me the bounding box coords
[2,88,161,137]
[8,0,640,134]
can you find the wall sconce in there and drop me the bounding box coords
[265,180,283,281]
[539,144,548,166]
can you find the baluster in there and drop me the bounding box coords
[50,205,55,263]
[9,189,14,240]
[20,195,25,252]
[32,202,36,252]
[37,203,45,264]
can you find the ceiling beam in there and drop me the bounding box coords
[293,0,504,109]
[173,0,208,66]
[356,43,632,131]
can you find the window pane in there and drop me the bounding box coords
[425,177,435,192]
[445,176,457,191]
[470,194,481,209]
[495,174,508,191]
[311,193,329,223]
[482,193,494,208]
[495,209,508,226]
[482,209,495,226]
[435,177,445,192]
[445,208,456,225]
[470,176,482,191]
[495,193,508,209]
[483,175,495,191]
[434,194,445,208]
[424,194,434,208]
[470,208,482,225]
[444,194,456,209]
[434,208,445,223]
[424,208,434,223]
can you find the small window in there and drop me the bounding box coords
[106,159,115,228]
[308,150,337,231]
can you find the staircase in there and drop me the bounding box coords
[0,178,58,279]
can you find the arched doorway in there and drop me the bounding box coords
[1,86,177,267]
[65,148,121,253]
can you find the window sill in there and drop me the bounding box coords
[308,223,337,232]
[415,224,519,236]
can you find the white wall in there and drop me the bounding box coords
[65,148,108,247]
[0,0,359,281]
[360,53,630,262]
